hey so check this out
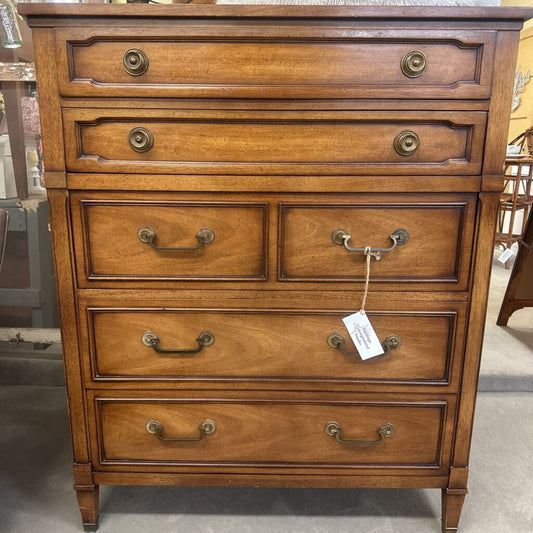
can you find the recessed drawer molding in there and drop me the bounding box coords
[71,197,268,283]
[94,398,449,469]
[57,29,495,99]
[280,199,475,288]
[63,109,486,176]
[22,3,532,531]
[83,306,465,387]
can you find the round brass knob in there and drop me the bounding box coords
[129,127,154,153]
[401,50,427,78]
[123,48,149,76]
[393,130,419,156]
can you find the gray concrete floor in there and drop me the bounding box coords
[0,386,532,533]
[479,253,533,391]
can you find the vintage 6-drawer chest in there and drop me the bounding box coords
[20,3,532,531]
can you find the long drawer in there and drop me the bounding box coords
[70,192,476,291]
[81,304,466,389]
[63,108,486,176]
[90,395,453,474]
[55,27,495,99]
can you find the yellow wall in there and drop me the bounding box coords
[502,0,533,143]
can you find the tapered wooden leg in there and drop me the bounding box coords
[75,485,99,532]
[442,488,467,532]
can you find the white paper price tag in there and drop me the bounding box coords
[497,248,514,264]
[342,311,384,360]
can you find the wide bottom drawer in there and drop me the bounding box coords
[92,396,452,472]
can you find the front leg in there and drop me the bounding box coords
[442,488,467,532]
[75,484,99,532]
[442,466,469,532]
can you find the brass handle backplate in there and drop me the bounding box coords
[137,226,215,251]
[327,333,402,358]
[129,127,154,153]
[142,330,215,355]
[325,421,395,445]
[401,50,427,78]
[394,130,420,156]
[331,228,409,255]
[123,48,149,76]
[146,419,216,442]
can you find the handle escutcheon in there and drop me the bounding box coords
[146,419,216,442]
[325,421,395,444]
[331,228,409,254]
[137,226,215,251]
[401,50,427,78]
[123,48,149,76]
[327,333,401,357]
[142,330,215,355]
[394,131,419,157]
[129,127,154,153]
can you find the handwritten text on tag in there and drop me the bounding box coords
[342,311,384,360]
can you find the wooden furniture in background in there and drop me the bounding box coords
[20,4,533,532]
[498,208,533,325]
[495,156,533,265]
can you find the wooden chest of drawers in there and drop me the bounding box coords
[21,4,532,531]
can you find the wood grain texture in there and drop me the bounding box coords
[44,171,67,188]
[17,4,533,23]
[94,399,447,468]
[63,108,486,176]
[46,189,91,465]
[20,4,532,531]
[452,192,500,468]
[279,198,475,288]
[68,191,476,292]
[70,197,267,282]
[482,31,521,177]
[31,28,65,172]
[57,28,494,99]
[84,307,462,385]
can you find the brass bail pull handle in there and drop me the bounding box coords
[138,226,215,252]
[146,419,216,442]
[325,421,395,445]
[327,333,402,357]
[331,228,409,255]
[142,331,215,355]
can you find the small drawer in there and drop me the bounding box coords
[56,27,495,99]
[63,108,486,176]
[92,396,452,472]
[70,195,267,285]
[279,195,476,290]
[83,304,465,389]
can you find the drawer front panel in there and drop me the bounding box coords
[280,198,475,289]
[70,197,267,283]
[57,28,494,99]
[94,398,449,469]
[63,109,486,176]
[84,306,465,387]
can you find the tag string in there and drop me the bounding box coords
[361,247,381,312]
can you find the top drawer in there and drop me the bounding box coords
[56,28,495,99]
